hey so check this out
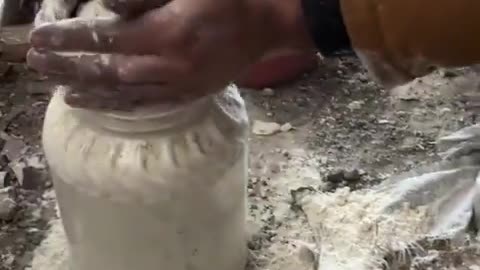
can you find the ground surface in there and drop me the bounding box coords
[0,56,480,269]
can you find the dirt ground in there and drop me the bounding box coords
[1,56,480,269]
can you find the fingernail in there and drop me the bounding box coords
[30,24,63,49]
[30,25,51,49]
[26,49,48,72]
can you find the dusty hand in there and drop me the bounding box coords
[28,0,315,111]
[34,0,79,26]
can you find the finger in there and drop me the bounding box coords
[29,13,171,54]
[65,89,133,111]
[102,0,171,19]
[27,49,183,84]
[116,84,209,103]
[64,83,183,111]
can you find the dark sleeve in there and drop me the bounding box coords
[300,0,353,57]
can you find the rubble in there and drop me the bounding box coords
[252,120,281,136]
[252,120,294,136]
[261,88,275,97]
[0,188,16,220]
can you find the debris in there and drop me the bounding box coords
[252,120,281,136]
[443,70,460,78]
[25,155,47,170]
[0,171,6,188]
[260,88,275,97]
[9,159,47,190]
[343,169,361,181]
[290,186,316,211]
[0,106,26,133]
[347,100,364,110]
[0,62,13,78]
[280,123,294,132]
[301,146,480,270]
[325,170,346,183]
[296,242,317,265]
[10,161,25,185]
[0,188,16,220]
[1,138,26,161]
[322,169,365,192]
[252,120,295,136]
[377,119,394,124]
[20,166,47,190]
[26,81,55,96]
[325,169,362,183]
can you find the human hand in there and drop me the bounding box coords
[34,0,79,27]
[28,0,315,111]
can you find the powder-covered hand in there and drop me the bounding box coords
[28,0,315,111]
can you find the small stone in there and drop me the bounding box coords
[0,171,6,187]
[21,166,48,190]
[1,138,26,161]
[325,171,345,183]
[347,100,364,110]
[10,161,47,190]
[269,163,281,174]
[439,107,452,115]
[343,169,361,182]
[377,119,393,124]
[25,155,46,169]
[252,120,281,136]
[261,88,275,96]
[0,189,16,220]
[9,161,25,184]
[443,70,459,78]
[280,123,294,132]
[297,243,316,265]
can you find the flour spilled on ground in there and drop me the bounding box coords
[301,187,432,269]
[299,158,479,270]
[28,199,67,270]
[29,129,480,270]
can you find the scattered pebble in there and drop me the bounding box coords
[347,100,364,110]
[280,123,294,132]
[0,171,6,188]
[252,120,281,136]
[261,88,275,97]
[1,138,26,161]
[0,188,16,220]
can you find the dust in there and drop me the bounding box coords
[301,187,433,269]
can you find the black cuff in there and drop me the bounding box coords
[301,0,352,57]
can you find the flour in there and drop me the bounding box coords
[308,188,432,268]
[29,219,68,270]
[34,0,113,27]
[300,161,479,270]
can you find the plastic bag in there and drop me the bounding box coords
[299,124,480,270]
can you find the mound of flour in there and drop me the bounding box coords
[300,163,479,270]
